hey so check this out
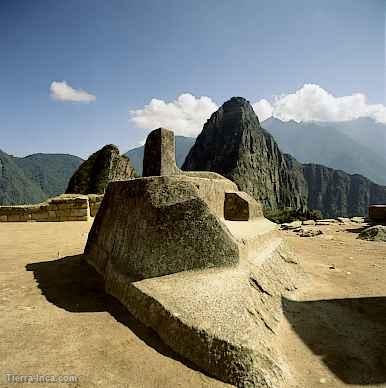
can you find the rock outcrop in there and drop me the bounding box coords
[66,144,136,194]
[182,97,306,211]
[358,225,386,242]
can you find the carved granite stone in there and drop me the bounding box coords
[142,128,180,177]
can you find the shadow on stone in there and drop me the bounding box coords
[345,226,369,234]
[25,255,202,373]
[282,296,386,385]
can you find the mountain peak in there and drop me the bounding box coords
[204,96,261,136]
[223,96,250,108]
[183,99,306,210]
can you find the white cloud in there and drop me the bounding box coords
[267,84,386,123]
[252,99,274,122]
[129,86,386,136]
[50,81,96,103]
[130,93,218,137]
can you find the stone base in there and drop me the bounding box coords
[83,166,303,387]
[85,213,301,387]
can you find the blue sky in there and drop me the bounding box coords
[0,0,384,158]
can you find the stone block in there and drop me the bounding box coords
[224,191,263,221]
[85,176,240,279]
[7,214,21,222]
[70,208,88,217]
[368,205,386,222]
[48,210,57,219]
[32,212,49,221]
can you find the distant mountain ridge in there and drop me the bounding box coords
[0,150,47,205]
[263,117,386,185]
[284,154,386,218]
[14,153,83,197]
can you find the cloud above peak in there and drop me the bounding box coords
[50,81,96,103]
[268,84,386,123]
[129,85,386,137]
[130,93,218,137]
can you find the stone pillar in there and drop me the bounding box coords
[142,128,180,177]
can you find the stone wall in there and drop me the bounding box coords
[0,194,95,222]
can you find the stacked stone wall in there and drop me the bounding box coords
[0,194,95,222]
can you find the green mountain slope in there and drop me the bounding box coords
[14,153,83,197]
[0,150,47,205]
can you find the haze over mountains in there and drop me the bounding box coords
[263,117,386,185]
[1,103,386,218]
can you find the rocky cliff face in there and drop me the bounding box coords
[283,154,386,217]
[182,97,307,210]
[66,144,136,194]
[302,164,386,218]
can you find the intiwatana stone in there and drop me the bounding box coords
[66,144,136,194]
[358,225,386,242]
[83,128,302,387]
[182,97,307,211]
